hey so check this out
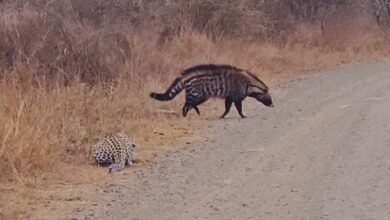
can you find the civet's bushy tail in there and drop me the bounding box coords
[150,77,183,101]
[150,64,273,118]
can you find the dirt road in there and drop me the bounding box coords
[62,61,390,220]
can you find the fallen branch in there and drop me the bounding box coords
[156,109,177,114]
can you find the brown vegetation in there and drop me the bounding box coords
[0,0,390,191]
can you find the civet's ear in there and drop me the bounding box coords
[247,85,264,94]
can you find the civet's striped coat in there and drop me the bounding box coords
[150,64,274,118]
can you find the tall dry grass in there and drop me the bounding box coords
[0,0,390,187]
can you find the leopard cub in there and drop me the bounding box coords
[91,133,136,172]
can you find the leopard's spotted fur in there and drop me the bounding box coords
[91,133,136,172]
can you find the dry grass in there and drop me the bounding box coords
[1,1,390,218]
[1,28,388,183]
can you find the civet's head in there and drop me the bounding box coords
[247,85,274,108]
